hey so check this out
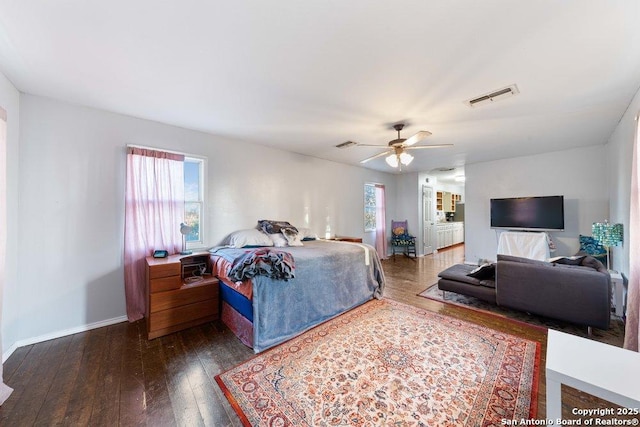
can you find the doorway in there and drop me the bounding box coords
[365,183,387,258]
[422,185,435,255]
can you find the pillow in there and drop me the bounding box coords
[392,226,405,236]
[297,227,318,241]
[268,233,289,247]
[225,229,273,248]
[579,235,606,256]
[282,228,303,246]
[467,263,496,280]
[258,219,298,235]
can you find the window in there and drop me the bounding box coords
[184,157,205,248]
[364,183,376,231]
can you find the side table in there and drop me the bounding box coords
[546,330,640,420]
[609,270,625,317]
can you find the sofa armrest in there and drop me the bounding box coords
[496,260,611,329]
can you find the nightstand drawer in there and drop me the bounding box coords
[150,281,219,313]
[148,262,181,279]
[149,276,182,293]
[149,299,218,332]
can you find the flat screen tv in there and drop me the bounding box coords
[490,195,564,231]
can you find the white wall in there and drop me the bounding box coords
[0,71,20,354]
[7,94,396,356]
[607,87,640,276]
[464,145,608,264]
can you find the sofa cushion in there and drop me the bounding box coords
[479,279,496,289]
[438,264,497,290]
[438,264,483,286]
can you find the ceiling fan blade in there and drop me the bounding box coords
[405,144,454,150]
[360,150,393,164]
[355,143,389,147]
[404,130,432,146]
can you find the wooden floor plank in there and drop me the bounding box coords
[0,340,55,426]
[87,322,127,425]
[159,333,206,426]
[1,345,31,382]
[180,325,237,426]
[60,328,111,425]
[139,334,176,426]
[32,333,90,425]
[117,320,148,426]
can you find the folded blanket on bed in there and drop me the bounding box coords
[228,248,295,281]
[257,219,298,235]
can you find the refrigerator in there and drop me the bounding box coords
[453,203,465,222]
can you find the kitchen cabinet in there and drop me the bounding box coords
[436,222,464,249]
[438,192,461,212]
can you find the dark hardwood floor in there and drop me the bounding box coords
[0,245,627,425]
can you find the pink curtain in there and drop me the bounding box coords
[375,185,387,259]
[625,122,640,351]
[0,108,13,404]
[124,147,185,321]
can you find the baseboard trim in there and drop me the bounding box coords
[2,315,129,363]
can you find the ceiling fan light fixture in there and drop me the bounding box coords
[399,152,414,165]
[353,121,450,166]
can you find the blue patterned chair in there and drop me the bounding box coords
[391,219,417,260]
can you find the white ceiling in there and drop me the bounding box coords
[1,1,639,174]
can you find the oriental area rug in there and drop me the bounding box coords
[215,298,540,426]
[419,284,625,347]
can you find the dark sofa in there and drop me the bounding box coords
[438,254,611,330]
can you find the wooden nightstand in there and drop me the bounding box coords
[145,252,219,339]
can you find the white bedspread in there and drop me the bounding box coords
[497,231,550,261]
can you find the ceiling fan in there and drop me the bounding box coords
[340,123,453,169]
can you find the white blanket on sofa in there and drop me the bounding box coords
[497,231,550,261]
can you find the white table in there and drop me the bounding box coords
[609,270,625,317]
[546,330,640,420]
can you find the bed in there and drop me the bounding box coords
[209,239,385,353]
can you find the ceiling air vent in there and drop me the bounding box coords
[336,140,357,149]
[465,84,519,107]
